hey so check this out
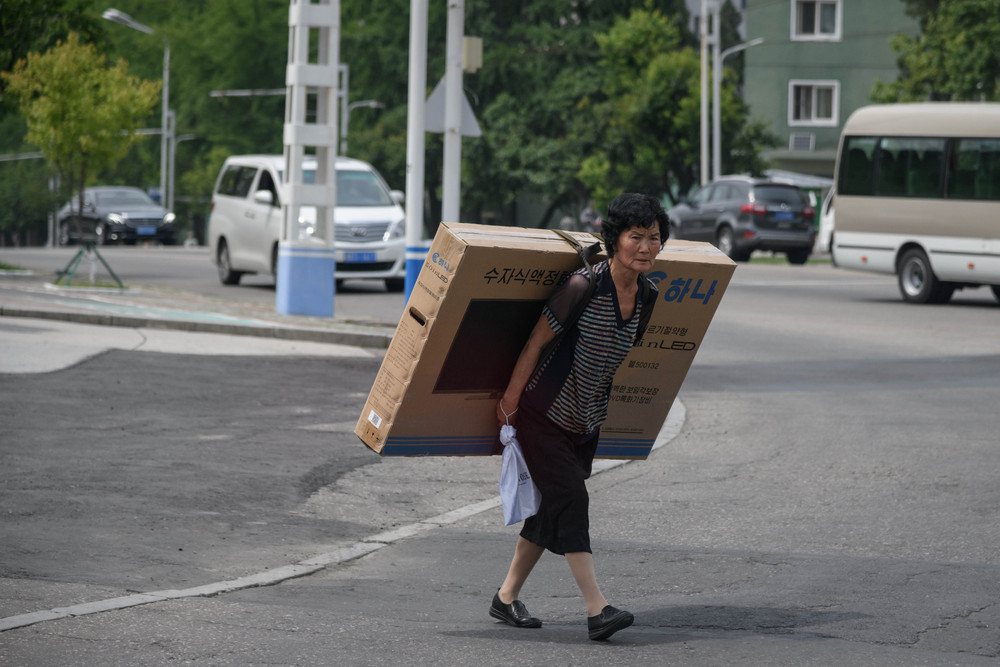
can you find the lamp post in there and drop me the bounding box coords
[712,37,764,181]
[102,8,170,208]
[699,1,716,186]
[340,100,384,155]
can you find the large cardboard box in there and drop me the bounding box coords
[355,222,735,459]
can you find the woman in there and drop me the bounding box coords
[489,193,667,641]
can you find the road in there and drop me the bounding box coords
[1,246,999,664]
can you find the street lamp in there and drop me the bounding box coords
[712,37,764,181]
[102,8,170,209]
[340,100,384,155]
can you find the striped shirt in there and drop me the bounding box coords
[524,260,645,435]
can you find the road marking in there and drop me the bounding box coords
[0,401,685,633]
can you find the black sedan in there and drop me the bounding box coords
[57,186,176,246]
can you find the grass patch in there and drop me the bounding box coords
[0,262,24,271]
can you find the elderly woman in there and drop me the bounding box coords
[490,193,667,641]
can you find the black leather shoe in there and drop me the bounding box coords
[490,591,542,628]
[587,605,634,641]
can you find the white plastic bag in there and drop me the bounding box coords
[499,424,541,526]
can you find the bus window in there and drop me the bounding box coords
[875,138,944,198]
[838,137,875,195]
[949,138,1000,201]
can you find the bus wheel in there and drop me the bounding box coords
[898,248,953,304]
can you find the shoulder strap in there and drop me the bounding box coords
[632,273,658,348]
[551,229,602,329]
[531,231,603,377]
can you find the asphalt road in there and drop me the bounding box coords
[1,248,999,665]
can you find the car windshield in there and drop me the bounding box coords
[279,168,394,207]
[753,186,805,207]
[95,189,156,208]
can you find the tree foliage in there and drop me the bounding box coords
[1,0,775,240]
[897,0,942,29]
[2,32,160,222]
[873,0,1000,102]
[458,0,696,225]
[0,0,105,117]
[578,8,773,210]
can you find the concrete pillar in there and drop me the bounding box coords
[277,0,340,317]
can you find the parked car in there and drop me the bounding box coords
[57,186,176,246]
[666,176,816,264]
[207,154,407,291]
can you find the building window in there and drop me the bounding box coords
[791,0,841,41]
[788,80,839,126]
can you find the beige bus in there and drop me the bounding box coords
[832,103,1000,304]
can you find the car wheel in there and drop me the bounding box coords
[716,226,744,260]
[385,277,405,292]
[897,248,953,304]
[787,248,810,265]
[991,285,1000,304]
[217,241,242,286]
[715,226,733,255]
[270,244,280,289]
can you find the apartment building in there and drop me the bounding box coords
[743,1,920,178]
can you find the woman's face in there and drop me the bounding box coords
[614,224,662,273]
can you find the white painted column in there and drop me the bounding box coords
[711,2,721,181]
[276,0,339,317]
[404,0,429,297]
[441,0,464,223]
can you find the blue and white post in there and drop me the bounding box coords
[404,0,428,298]
[277,0,339,317]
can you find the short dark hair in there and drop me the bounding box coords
[600,193,668,258]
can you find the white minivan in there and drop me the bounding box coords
[207,154,407,291]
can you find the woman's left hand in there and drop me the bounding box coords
[497,397,518,427]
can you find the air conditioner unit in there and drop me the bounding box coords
[789,133,815,151]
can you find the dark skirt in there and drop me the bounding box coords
[516,403,600,555]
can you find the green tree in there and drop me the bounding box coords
[873,0,1000,102]
[2,32,161,226]
[578,9,773,210]
[898,0,942,29]
[458,1,694,226]
[0,154,54,245]
[0,0,105,118]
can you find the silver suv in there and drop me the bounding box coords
[207,154,407,291]
[666,176,816,264]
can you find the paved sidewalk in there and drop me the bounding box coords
[0,270,396,348]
